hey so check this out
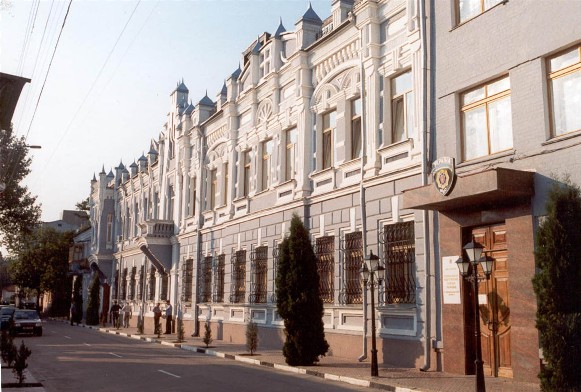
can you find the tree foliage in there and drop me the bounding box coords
[0,127,41,253]
[72,276,83,324]
[75,197,90,212]
[86,273,100,325]
[276,214,328,366]
[10,227,73,313]
[533,179,581,391]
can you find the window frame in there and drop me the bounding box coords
[350,97,362,160]
[322,110,336,170]
[285,127,297,181]
[547,45,581,137]
[209,169,217,210]
[390,70,414,144]
[243,151,251,197]
[455,0,505,25]
[460,75,513,161]
[260,139,274,191]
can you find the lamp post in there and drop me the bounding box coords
[360,250,385,377]
[456,239,494,392]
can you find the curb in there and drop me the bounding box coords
[52,319,424,392]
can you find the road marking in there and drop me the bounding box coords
[158,370,181,378]
[109,352,122,358]
[84,343,91,346]
[64,336,71,339]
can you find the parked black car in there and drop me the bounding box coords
[10,309,43,336]
[0,306,15,331]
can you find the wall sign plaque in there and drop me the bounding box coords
[431,157,456,196]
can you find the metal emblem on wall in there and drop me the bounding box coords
[431,157,456,196]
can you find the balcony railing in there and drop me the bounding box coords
[141,220,174,238]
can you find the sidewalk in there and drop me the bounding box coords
[1,366,45,391]
[67,320,540,392]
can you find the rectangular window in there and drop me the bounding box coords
[160,273,169,301]
[209,169,217,210]
[128,267,136,300]
[181,259,193,302]
[351,98,362,159]
[391,70,414,143]
[243,151,251,197]
[461,76,513,161]
[148,268,156,301]
[230,250,247,303]
[457,0,504,24]
[200,256,212,303]
[167,186,174,220]
[382,221,416,304]
[341,231,363,305]
[285,128,297,181]
[250,246,268,304]
[136,266,144,301]
[316,236,335,304]
[223,162,229,205]
[548,45,581,137]
[322,110,336,169]
[261,139,274,191]
[106,213,113,244]
[120,268,128,300]
[212,254,226,303]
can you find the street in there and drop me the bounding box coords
[20,320,368,392]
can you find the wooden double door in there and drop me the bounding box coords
[464,224,512,378]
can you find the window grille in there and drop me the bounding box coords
[147,268,156,301]
[339,231,363,304]
[229,250,246,303]
[120,268,128,300]
[270,241,280,303]
[181,259,193,302]
[380,221,416,304]
[128,267,136,300]
[160,273,169,301]
[199,255,212,303]
[112,270,119,300]
[250,246,268,304]
[136,266,144,300]
[212,254,226,303]
[316,236,335,304]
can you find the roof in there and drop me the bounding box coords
[274,18,287,38]
[174,80,189,93]
[300,3,322,24]
[199,93,214,106]
[0,72,30,130]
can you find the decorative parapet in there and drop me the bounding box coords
[140,220,174,238]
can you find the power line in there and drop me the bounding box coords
[43,0,142,168]
[24,0,73,143]
[14,0,57,137]
[17,0,41,76]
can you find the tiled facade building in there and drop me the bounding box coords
[404,0,581,383]
[83,0,581,383]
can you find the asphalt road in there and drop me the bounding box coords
[19,320,368,392]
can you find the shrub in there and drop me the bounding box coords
[246,321,258,355]
[202,322,212,348]
[176,316,185,342]
[85,273,100,326]
[276,213,329,366]
[533,179,581,391]
[12,340,31,385]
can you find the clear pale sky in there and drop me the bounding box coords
[1,0,327,222]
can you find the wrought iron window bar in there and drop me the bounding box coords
[229,250,246,303]
[339,231,363,305]
[181,258,193,302]
[270,241,280,303]
[120,268,128,300]
[212,254,226,303]
[147,267,156,301]
[250,245,268,304]
[316,235,335,304]
[199,255,213,303]
[379,221,416,305]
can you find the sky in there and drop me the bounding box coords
[1,0,328,222]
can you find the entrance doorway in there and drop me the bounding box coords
[463,224,512,378]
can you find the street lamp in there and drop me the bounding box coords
[456,239,493,392]
[360,250,385,377]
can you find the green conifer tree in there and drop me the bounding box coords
[203,322,212,348]
[276,213,329,366]
[533,179,581,391]
[72,276,83,324]
[12,340,31,385]
[86,274,101,325]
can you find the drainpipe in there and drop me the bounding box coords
[419,0,433,372]
[354,16,369,363]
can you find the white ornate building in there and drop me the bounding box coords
[88,0,431,368]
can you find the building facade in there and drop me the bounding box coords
[87,0,431,369]
[403,0,581,384]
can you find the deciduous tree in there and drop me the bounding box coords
[0,127,41,253]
